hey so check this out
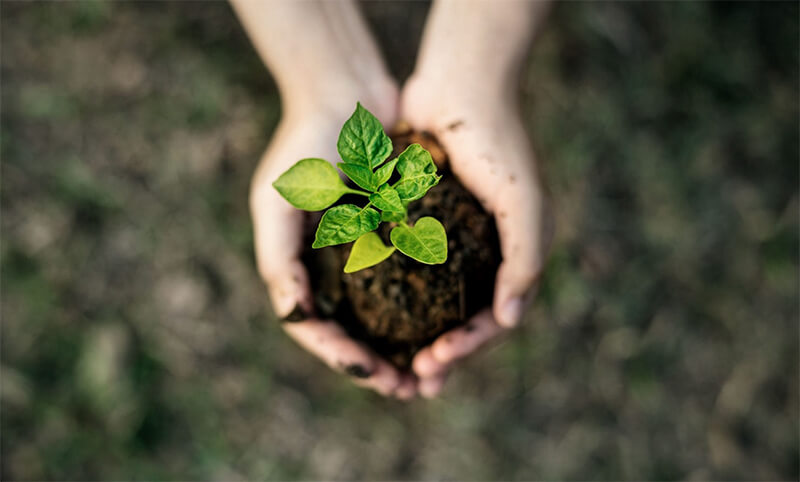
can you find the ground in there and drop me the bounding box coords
[1,1,798,480]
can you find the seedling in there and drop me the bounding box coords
[273,103,448,273]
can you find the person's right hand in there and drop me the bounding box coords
[249,90,418,399]
[400,71,554,398]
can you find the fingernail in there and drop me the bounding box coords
[500,297,523,327]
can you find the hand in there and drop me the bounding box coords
[400,74,554,398]
[250,88,417,399]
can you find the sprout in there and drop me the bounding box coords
[273,103,448,272]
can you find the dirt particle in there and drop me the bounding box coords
[499,211,508,219]
[459,277,466,320]
[343,364,372,378]
[407,272,426,293]
[446,120,465,131]
[509,175,516,183]
[464,323,476,333]
[281,304,308,322]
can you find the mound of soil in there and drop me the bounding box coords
[303,130,501,369]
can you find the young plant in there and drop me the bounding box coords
[272,103,448,273]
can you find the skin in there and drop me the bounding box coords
[402,0,554,397]
[231,0,412,398]
[231,0,552,399]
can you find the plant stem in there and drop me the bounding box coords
[347,188,370,197]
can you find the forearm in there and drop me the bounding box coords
[413,0,550,98]
[230,0,396,120]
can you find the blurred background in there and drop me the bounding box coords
[1,1,797,480]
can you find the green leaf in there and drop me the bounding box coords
[369,184,404,212]
[338,162,377,192]
[272,158,350,211]
[344,232,396,273]
[337,102,393,169]
[373,157,398,186]
[390,217,447,264]
[396,144,435,175]
[394,144,441,202]
[313,204,380,248]
[381,211,406,223]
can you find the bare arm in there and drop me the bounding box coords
[230,0,397,121]
[412,0,549,104]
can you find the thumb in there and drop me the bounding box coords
[264,258,314,320]
[492,261,540,329]
[251,179,313,319]
[492,189,553,328]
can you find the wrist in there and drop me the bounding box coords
[409,64,516,104]
[408,0,547,110]
[402,69,519,126]
[282,72,399,128]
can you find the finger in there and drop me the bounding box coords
[352,358,403,397]
[283,320,374,375]
[492,261,539,329]
[418,371,449,399]
[251,176,310,317]
[430,308,506,365]
[282,320,401,396]
[411,346,448,378]
[492,188,552,328]
[393,373,418,401]
[266,259,315,319]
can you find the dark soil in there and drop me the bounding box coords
[303,130,501,369]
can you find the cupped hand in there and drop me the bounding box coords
[250,92,417,399]
[401,75,554,398]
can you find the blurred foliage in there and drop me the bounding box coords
[1,1,797,480]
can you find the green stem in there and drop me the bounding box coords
[347,188,370,197]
